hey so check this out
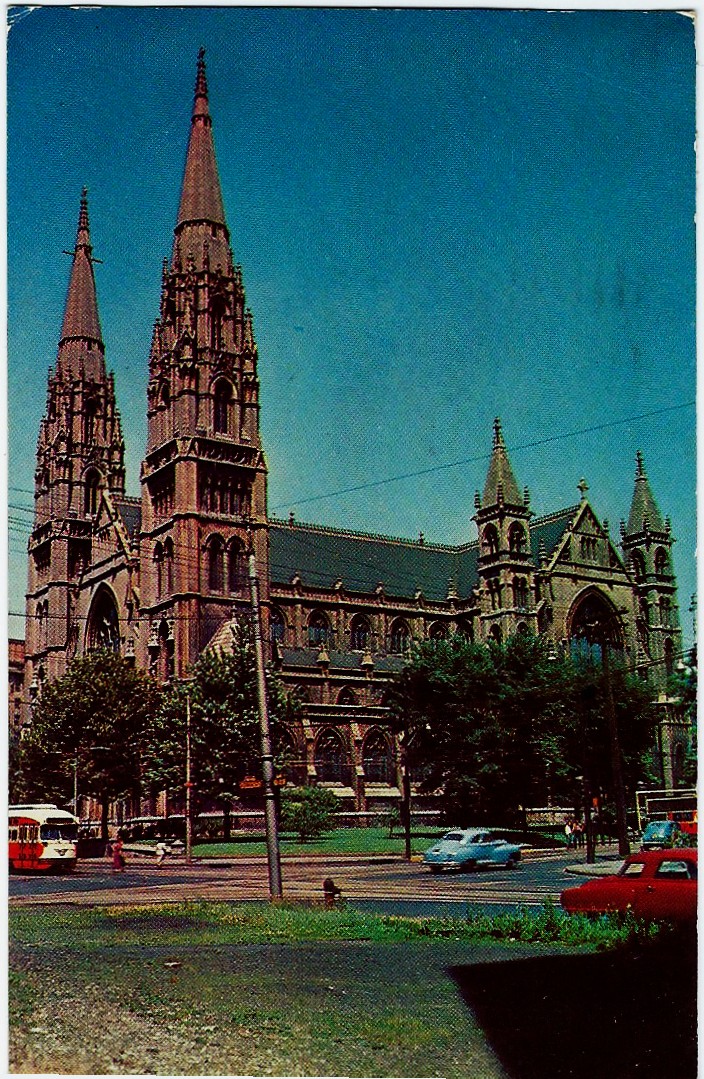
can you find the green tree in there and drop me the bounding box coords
[19,651,161,838]
[388,632,656,826]
[142,632,289,839]
[279,785,339,841]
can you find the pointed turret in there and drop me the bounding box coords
[58,189,104,373]
[626,451,665,534]
[175,48,228,262]
[482,418,523,506]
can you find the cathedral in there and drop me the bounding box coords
[23,52,686,811]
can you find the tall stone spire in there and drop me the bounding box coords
[58,188,104,373]
[626,450,665,535]
[175,48,228,263]
[482,417,523,507]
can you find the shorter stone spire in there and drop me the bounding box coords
[482,417,522,507]
[626,450,665,535]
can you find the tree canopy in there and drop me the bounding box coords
[142,629,290,832]
[16,650,161,834]
[388,633,656,825]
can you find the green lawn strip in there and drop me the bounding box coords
[10,899,662,949]
[191,826,439,857]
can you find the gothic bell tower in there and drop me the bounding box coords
[473,418,536,642]
[140,50,269,679]
[26,190,126,689]
[620,451,681,686]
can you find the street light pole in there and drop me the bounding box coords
[185,688,193,865]
[247,540,283,901]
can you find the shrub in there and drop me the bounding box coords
[279,786,339,841]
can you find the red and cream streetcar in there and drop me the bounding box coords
[9,804,79,872]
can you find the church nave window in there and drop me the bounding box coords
[84,469,100,516]
[227,539,244,593]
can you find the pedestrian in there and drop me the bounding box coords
[155,841,168,867]
[564,819,573,849]
[573,820,584,849]
[111,836,126,873]
[323,877,342,909]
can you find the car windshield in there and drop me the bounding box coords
[442,832,466,842]
[40,823,78,841]
[644,822,673,837]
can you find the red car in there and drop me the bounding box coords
[561,848,697,923]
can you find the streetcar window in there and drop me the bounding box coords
[10,828,17,841]
[40,824,78,841]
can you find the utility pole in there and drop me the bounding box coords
[247,540,283,900]
[185,688,193,864]
[603,642,630,857]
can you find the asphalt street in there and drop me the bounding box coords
[9,850,604,915]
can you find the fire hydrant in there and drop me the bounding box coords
[323,877,342,908]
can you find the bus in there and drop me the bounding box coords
[635,788,697,835]
[9,804,79,872]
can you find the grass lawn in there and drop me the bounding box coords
[9,902,656,1077]
[191,826,437,858]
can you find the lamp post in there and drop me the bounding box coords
[576,774,595,864]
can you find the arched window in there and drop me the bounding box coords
[84,398,98,445]
[389,619,410,654]
[455,619,473,641]
[86,587,120,653]
[164,538,174,594]
[213,380,233,435]
[429,622,447,640]
[270,608,285,644]
[516,622,529,636]
[512,577,529,610]
[483,524,500,557]
[488,579,502,611]
[631,550,646,582]
[228,539,243,593]
[315,728,345,782]
[654,548,668,578]
[160,382,170,408]
[489,624,503,645]
[337,686,356,706]
[207,536,225,592]
[84,470,100,516]
[350,615,371,651]
[363,729,391,783]
[308,611,330,647]
[508,523,527,554]
[659,597,671,628]
[154,542,164,599]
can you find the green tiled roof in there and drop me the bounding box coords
[270,508,577,602]
[529,506,578,563]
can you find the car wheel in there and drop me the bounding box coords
[505,855,519,870]
[462,859,477,872]
[429,866,442,875]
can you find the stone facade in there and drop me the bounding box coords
[22,53,687,809]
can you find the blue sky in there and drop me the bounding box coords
[7,7,696,644]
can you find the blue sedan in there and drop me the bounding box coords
[423,828,523,873]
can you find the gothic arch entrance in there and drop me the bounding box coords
[85,585,121,652]
[567,589,624,662]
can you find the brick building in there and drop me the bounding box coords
[22,53,686,808]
